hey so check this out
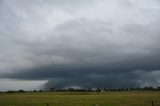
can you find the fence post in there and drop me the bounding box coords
[47,103,49,106]
[152,101,154,106]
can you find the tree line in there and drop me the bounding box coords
[49,86,160,92]
[3,86,160,93]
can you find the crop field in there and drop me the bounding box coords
[0,91,160,106]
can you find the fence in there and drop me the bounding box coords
[152,101,160,106]
[1,102,160,106]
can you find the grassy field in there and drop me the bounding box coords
[0,91,160,106]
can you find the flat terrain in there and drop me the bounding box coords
[0,91,160,106]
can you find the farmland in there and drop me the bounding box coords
[0,91,160,106]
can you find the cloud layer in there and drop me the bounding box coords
[0,0,160,90]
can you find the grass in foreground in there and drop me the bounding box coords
[0,91,160,106]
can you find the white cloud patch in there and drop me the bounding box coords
[133,70,160,87]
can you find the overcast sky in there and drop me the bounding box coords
[0,0,160,91]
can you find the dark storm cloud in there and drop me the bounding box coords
[1,0,160,89]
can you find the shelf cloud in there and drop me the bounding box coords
[0,0,160,90]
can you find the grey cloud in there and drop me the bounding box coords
[133,70,160,87]
[0,0,160,90]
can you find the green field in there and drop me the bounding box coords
[0,91,160,106]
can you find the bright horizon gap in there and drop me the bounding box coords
[0,79,47,91]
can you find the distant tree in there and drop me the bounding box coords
[143,86,154,91]
[38,89,42,92]
[96,88,101,94]
[134,87,142,91]
[6,90,16,93]
[50,88,55,92]
[129,87,134,91]
[103,88,108,91]
[117,88,122,91]
[87,88,92,92]
[156,86,160,91]
[18,89,25,93]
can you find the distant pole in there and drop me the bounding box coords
[47,103,49,106]
[152,101,154,106]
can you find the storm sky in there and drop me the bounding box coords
[1,0,160,91]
